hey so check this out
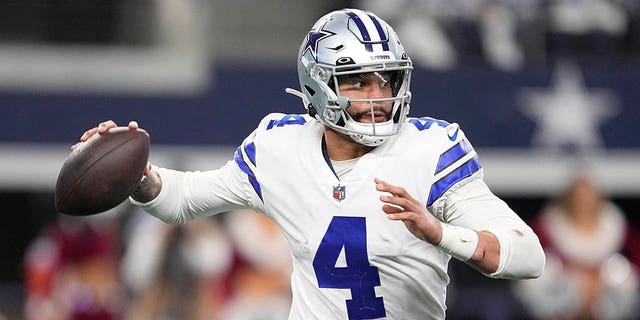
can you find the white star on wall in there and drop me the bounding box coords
[518,61,619,154]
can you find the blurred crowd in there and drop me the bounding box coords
[357,0,640,70]
[2,0,638,71]
[23,208,292,320]
[21,172,640,320]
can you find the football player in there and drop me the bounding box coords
[80,8,545,319]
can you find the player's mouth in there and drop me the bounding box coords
[352,109,392,123]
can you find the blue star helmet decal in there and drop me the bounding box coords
[303,26,336,61]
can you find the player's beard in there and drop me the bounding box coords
[350,106,392,123]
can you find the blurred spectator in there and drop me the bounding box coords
[548,0,628,36]
[219,210,292,320]
[546,0,634,64]
[121,211,232,320]
[23,212,123,320]
[514,174,640,319]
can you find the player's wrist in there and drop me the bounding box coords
[437,223,479,261]
[131,165,162,203]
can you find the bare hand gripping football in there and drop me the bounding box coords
[55,125,150,215]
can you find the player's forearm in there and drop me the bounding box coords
[467,230,500,274]
[437,221,544,278]
[436,223,499,273]
[439,179,546,279]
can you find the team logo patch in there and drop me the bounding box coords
[333,185,346,201]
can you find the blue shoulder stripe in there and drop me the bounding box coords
[234,146,263,201]
[244,142,256,166]
[427,155,481,206]
[435,139,473,175]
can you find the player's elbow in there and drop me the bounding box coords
[518,231,546,279]
[519,242,546,279]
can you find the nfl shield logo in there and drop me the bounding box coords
[333,185,346,201]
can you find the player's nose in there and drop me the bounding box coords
[369,84,387,99]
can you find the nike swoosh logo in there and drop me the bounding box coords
[447,126,459,141]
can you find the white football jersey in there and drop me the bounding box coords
[136,112,526,319]
[233,112,482,320]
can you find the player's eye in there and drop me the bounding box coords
[338,74,367,90]
[337,72,394,92]
[353,81,366,88]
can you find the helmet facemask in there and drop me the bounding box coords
[318,62,412,146]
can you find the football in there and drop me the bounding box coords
[55,127,150,215]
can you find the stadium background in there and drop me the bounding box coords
[0,1,639,319]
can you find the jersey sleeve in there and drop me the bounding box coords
[130,161,254,224]
[441,177,545,279]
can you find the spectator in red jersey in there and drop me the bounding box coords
[23,212,123,320]
[515,174,640,319]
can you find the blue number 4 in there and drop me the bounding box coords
[313,217,386,319]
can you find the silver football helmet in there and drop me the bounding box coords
[286,9,413,146]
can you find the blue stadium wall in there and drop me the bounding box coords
[2,64,639,149]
